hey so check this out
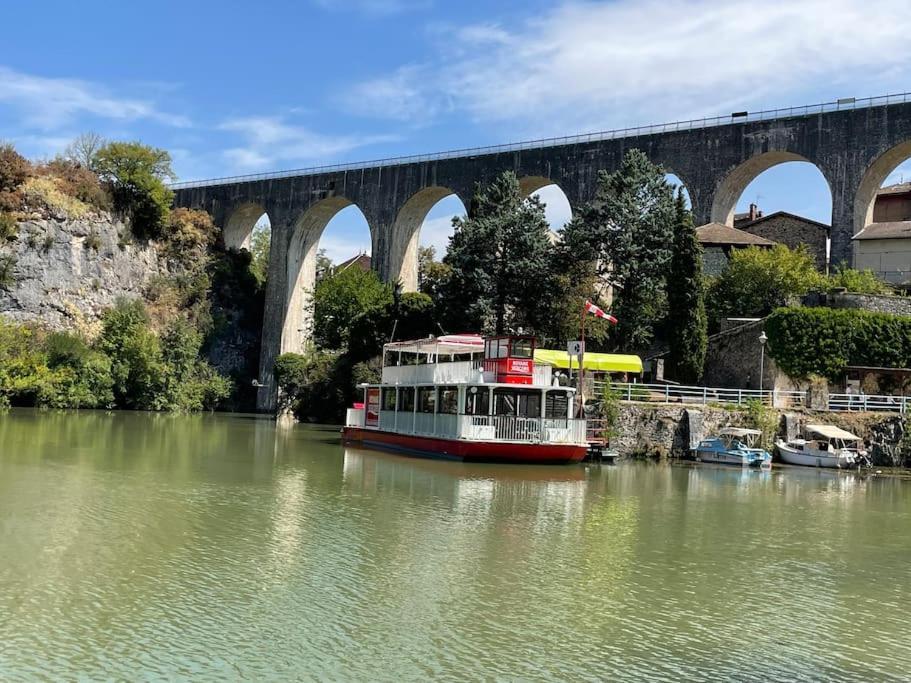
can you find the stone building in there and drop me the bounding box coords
[737,211,830,272]
[694,222,776,276]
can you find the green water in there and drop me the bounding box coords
[1,410,910,681]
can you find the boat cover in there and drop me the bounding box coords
[805,424,861,441]
[534,349,643,373]
[718,428,762,437]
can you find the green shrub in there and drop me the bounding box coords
[708,244,824,323]
[827,264,891,295]
[744,398,778,449]
[766,307,911,381]
[274,350,349,421]
[0,212,16,241]
[0,144,30,210]
[94,141,174,240]
[45,331,90,368]
[162,207,217,256]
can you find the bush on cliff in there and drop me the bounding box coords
[766,307,911,381]
[94,141,174,240]
[0,143,30,211]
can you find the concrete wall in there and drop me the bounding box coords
[853,238,911,283]
[741,213,828,271]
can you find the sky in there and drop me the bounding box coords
[2,0,911,262]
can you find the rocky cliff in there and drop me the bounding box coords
[0,212,165,332]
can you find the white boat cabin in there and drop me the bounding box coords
[346,335,587,445]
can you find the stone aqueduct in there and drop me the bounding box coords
[171,95,911,410]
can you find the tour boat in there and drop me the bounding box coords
[693,428,772,469]
[342,334,589,464]
[775,424,866,469]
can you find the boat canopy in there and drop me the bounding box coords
[384,334,484,356]
[534,349,643,373]
[805,424,861,441]
[719,427,762,437]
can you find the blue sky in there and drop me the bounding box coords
[2,0,910,261]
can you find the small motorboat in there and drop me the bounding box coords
[775,424,866,469]
[693,428,772,468]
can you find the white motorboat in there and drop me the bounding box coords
[775,424,867,469]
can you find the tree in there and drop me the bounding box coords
[249,226,271,286]
[418,245,452,302]
[348,292,437,361]
[561,149,676,351]
[63,132,106,170]
[708,244,825,323]
[94,141,174,240]
[312,266,392,349]
[665,190,707,383]
[441,171,556,335]
[315,248,333,282]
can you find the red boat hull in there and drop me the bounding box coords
[343,427,587,465]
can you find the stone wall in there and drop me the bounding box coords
[802,291,911,317]
[0,213,165,332]
[614,401,909,467]
[740,212,828,271]
[702,246,730,277]
[702,319,781,391]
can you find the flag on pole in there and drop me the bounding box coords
[584,300,618,324]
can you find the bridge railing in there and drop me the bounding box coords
[170,92,911,190]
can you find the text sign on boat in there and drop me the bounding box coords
[507,358,533,374]
[567,341,585,357]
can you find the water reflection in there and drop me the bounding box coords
[0,410,910,681]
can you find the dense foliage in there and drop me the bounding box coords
[274,350,379,422]
[249,226,271,286]
[708,244,824,324]
[665,191,707,382]
[348,292,437,362]
[94,141,175,240]
[312,266,392,349]
[827,264,892,295]
[441,171,557,335]
[765,307,911,381]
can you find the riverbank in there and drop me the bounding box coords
[614,402,909,467]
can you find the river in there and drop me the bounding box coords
[1,409,909,681]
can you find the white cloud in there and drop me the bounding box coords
[0,66,190,130]
[344,0,911,134]
[218,115,398,172]
[339,65,442,123]
[318,233,372,264]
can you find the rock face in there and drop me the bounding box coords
[0,213,165,330]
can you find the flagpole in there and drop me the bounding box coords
[579,300,587,418]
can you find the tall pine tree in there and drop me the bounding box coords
[441,171,556,335]
[562,149,675,351]
[665,190,707,383]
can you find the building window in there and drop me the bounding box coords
[418,386,436,413]
[399,387,415,412]
[465,386,490,415]
[438,386,458,414]
[382,388,397,411]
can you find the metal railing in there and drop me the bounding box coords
[596,382,807,409]
[169,92,911,190]
[829,393,910,414]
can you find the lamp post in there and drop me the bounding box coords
[758,331,768,398]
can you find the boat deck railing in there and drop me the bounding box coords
[369,410,586,444]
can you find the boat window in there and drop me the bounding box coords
[512,338,533,359]
[438,386,458,414]
[382,388,397,411]
[497,339,510,358]
[545,391,570,418]
[494,389,541,418]
[418,386,436,413]
[399,387,415,412]
[465,387,490,416]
